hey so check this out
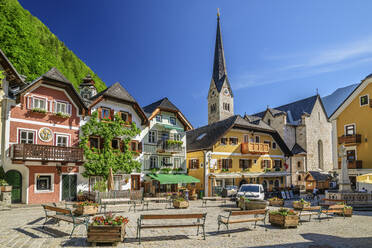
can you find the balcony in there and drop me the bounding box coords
[11,144,84,163]
[241,142,269,154]
[338,160,363,169]
[338,134,362,145]
[157,140,184,154]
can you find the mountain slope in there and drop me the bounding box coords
[0,0,106,91]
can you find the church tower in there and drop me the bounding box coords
[208,10,234,124]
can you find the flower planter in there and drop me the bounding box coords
[336,207,353,217]
[173,200,189,209]
[269,199,284,207]
[269,213,299,228]
[292,201,310,210]
[0,185,12,192]
[239,198,268,210]
[87,223,126,245]
[77,194,86,202]
[74,205,98,215]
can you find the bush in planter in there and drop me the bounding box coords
[31,108,47,114]
[55,112,71,118]
[75,201,99,215]
[268,197,284,206]
[269,208,299,228]
[0,179,8,186]
[270,208,296,216]
[173,197,189,208]
[0,179,12,192]
[160,168,172,174]
[293,198,310,209]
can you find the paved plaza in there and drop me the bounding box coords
[0,200,371,248]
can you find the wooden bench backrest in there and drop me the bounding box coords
[329,205,345,209]
[230,209,267,216]
[141,213,205,220]
[42,204,71,215]
[302,206,321,211]
[322,198,345,203]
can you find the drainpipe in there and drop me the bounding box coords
[203,150,212,197]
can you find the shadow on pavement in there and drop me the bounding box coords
[208,227,252,236]
[125,235,190,243]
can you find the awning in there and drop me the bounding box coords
[149,174,200,184]
[357,173,372,184]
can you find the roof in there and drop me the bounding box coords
[0,48,24,86]
[291,143,307,155]
[322,83,359,118]
[306,171,332,181]
[148,174,200,184]
[186,115,291,155]
[254,95,318,124]
[90,82,136,103]
[143,97,180,116]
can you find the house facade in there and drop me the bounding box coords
[79,80,148,192]
[329,75,372,190]
[142,97,193,195]
[2,67,87,204]
[253,95,333,188]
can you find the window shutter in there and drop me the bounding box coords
[196,159,200,168]
[138,142,142,153]
[268,160,271,168]
[239,159,242,168]
[110,109,114,120]
[98,108,102,119]
[53,100,57,113]
[188,160,191,169]
[28,96,33,109]
[218,159,222,169]
[248,160,252,168]
[261,160,264,169]
[128,113,132,123]
[229,159,233,168]
[67,104,72,115]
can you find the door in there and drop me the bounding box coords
[5,170,22,203]
[131,174,140,191]
[62,174,77,201]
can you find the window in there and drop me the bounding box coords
[360,95,369,106]
[156,115,162,122]
[56,135,68,147]
[239,159,252,170]
[169,117,176,125]
[150,156,158,169]
[297,161,301,168]
[189,159,199,169]
[101,108,110,119]
[162,157,171,167]
[173,133,182,142]
[56,102,67,114]
[298,175,301,181]
[222,159,232,170]
[111,139,120,150]
[345,124,355,136]
[264,140,271,147]
[255,136,260,143]
[347,150,356,161]
[274,160,282,169]
[210,104,216,113]
[120,112,129,122]
[89,176,104,191]
[272,142,277,149]
[220,137,228,145]
[229,137,238,145]
[223,103,230,111]
[131,141,138,151]
[113,175,122,190]
[267,119,271,126]
[174,158,181,169]
[33,98,46,110]
[261,160,271,169]
[244,135,249,143]
[250,137,254,143]
[148,131,157,143]
[36,175,52,191]
[19,130,35,144]
[89,137,100,149]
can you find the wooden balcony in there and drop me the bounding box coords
[11,144,84,163]
[338,134,361,145]
[338,160,363,169]
[157,140,184,154]
[241,142,269,154]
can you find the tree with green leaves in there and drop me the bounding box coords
[80,111,141,179]
[0,70,4,87]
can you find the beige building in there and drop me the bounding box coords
[251,95,333,188]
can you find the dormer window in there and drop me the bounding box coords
[101,108,110,119]
[120,112,129,122]
[56,102,67,114]
[156,115,162,122]
[33,97,46,110]
[360,95,369,106]
[267,119,271,126]
[170,117,176,125]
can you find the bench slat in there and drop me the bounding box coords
[141,224,203,229]
[42,205,71,215]
[221,218,264,224]
[230,209,266,216]
[142,214,205,220]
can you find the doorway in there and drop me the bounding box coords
[5,170,22,203]
[131,174,140,191]
[62,174,77,201]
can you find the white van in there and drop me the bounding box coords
[236,184,265,201]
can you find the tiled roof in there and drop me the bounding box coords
[142,97,180,115]
[43,67,71,84]
[322,83,359,118]
[307,171,332,181]
[90,82,136,103]
[291,143,307,155]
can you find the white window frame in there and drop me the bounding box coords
[148,130,157,144]
[174,133,182,141]
[169,117,176,125]
[156,115,162,122]
[174,158,181,169]
[18,129,37,144]
[272,142,277,150]
[34,173,54,193]
[55,134,70,147]
[149,156,158,169]
[229,137,238,145]
[255,136,260,143]
[33,97,47,110]
[243,134,249,143]
[344,123,356,136]
[359,94,369,107]
[56,101,67,114]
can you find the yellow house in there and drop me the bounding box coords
[186,115,292,196]
[330,75,372,190]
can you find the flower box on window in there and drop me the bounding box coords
[31,108,47,114]
[55,112,71,118]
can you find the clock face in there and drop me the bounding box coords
[224,88,229,95]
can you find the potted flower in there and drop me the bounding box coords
[343,206,353,217]
[292,199,310,210]
[74,201,99,215]
[55,112,71,118]
[0,179,12,192]
[269,208,299,228]
[173,197,189,209]
[87,212,129,245]
[268,197,284,207]
[77,190,86,201]
[31,108,47,115]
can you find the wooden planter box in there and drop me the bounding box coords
[87,223,126,245]
[0,185,12,192]
[269,213,299,228]
[292,201,310,210]
[239,198,268,210]
[75,205,98,215]
[173,200,189,209]
[269,199,284,207]
[336,208,352,217]
[77,195,86,202]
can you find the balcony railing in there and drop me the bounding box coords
[241,142,269,154]
[338,134,362,145]
[143,141,184,154]
[11,144,84,163]
[338,160,363,169]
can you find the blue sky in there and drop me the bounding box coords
[19,0,372,127]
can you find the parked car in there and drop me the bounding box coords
[221,185,238,197]
[235,184,265,203]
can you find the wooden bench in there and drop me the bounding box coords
[202,197,230,207]
[42,205,88,238]
[100,198,140,213]
[142,197,171,211]
[319,198,345,207]
[296,206,321,224]
[217,209,268,232]
[320,205,346,220]
[136,213,207,244]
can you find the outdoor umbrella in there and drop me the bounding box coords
[107,167,114,191]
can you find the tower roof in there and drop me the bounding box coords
[212,11,233,96]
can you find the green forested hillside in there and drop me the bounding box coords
[0,0,106,91]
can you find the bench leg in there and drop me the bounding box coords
[70,225,76,238]
[138,227,141,244]
[254,221,257,229]
[218,221,221,232]
[203,225,206,240]
[43,217,48,229]
[197,225,200,236]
